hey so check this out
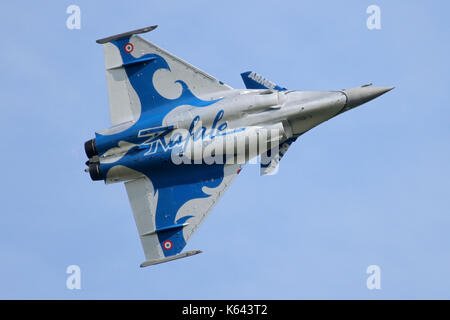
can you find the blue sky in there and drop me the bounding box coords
[1,0,450,299]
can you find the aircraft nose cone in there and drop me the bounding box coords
[343,86,394,110]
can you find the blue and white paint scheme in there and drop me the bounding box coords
[85,25,394,267]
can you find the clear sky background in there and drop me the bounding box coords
[1,0,449,299]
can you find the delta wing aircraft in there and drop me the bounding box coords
[84,26,393,267]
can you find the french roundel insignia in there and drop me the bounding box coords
[163,240,173,250]
[124,43,134,53]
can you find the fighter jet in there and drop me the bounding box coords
[84,25,394,267]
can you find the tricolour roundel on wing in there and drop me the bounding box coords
[163,240,173,250]
[124,43,134,53]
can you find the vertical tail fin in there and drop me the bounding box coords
[241,71,287,91]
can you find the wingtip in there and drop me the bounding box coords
[96,25,159,44]
[139,250,203,268]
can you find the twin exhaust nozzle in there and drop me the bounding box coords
[84,138,102,181]
[84,138,98,158]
